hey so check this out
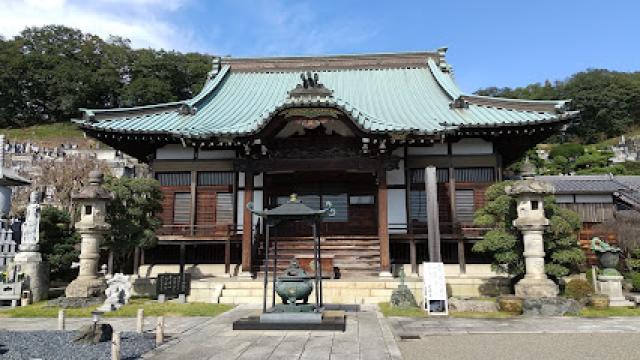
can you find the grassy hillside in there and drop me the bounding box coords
[0,123,90,147]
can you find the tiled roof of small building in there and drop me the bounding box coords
[536,175,626,194]
[74,50,576,139]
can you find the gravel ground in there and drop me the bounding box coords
[0,331,155,360]
[399,333,640,360]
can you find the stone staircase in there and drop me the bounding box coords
[254,235,381,278]
[188,278,423,305]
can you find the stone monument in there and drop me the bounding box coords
[13,191,49,302]
[65,170,112,298]
[507,159,559,297]
[591,237,633,307]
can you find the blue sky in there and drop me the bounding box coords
[2,0,639,91]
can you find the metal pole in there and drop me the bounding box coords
[317,219,323,307]
[313,222,319,310]
[263,222,269,313]
[272,225,277,308]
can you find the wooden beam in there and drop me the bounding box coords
[241,172,254,273]
[425,166,441,262]
[378,169,390,274]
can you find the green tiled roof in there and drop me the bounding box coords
[75,51,576,139]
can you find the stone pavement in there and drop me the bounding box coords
[388,316,640,337]
[145,304,402,360]
[0,316,209,335]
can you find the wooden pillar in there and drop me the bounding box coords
[179,243,186,276]
[133,247,140,276]
[425,166,441,262]
[404,145,417,275]
[241,172,254,274]
[108,250,114,275]
[190,171,197,236]
[378,168,391,275]
[224,238,231,274]
[448,143,465,274]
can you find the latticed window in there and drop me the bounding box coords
[216,193,234,224]
[455,189,475,223]
[173,192,191,224]
[156,172,191,186]
[197,171,234,186]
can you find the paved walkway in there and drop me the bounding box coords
[145,305,402,360]
[388,316,640,337]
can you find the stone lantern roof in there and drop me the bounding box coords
[71,170,113,201]
[506,179,554,196]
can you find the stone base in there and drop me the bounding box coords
[13,258,49,302]
[378,271,393,278]
[598,275,634,307]
[237,271,253,279]
[515,277,559,298]
[65,277,106,298]
[13,251,42,263]
[260,312,322,324]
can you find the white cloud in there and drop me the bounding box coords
[0,0,198,51]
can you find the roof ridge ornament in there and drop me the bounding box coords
[178,103,197,115]
[288,71,333,98]
[437,47,453,74]
[207,57,222,80]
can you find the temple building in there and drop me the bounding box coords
[74,49,577,300]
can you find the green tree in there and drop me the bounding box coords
[549,143,584,159]
[103,176,163,272]
[39,206,80,281]
[472,181,584,280]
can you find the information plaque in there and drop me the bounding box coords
[156,273,191,298]
[422,262,448,315]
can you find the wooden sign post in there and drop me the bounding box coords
[422,262,448,315]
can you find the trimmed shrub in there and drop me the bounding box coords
[564,278,594,300]
[631,273,640,292]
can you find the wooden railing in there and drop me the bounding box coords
[157,223,239,237]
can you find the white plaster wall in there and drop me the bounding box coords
[408,143,447,155]
[388,189,407,234]
[451,138,493,155]
[386,159,405,185]
[254,173,264,187]
[253,190,263,226]
[238,172,245,187]
[236,190,244,234]
[198,149,236,159]
[156,144,195,160]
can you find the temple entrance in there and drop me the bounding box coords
[264,171,378,236]
[257,171,381,277]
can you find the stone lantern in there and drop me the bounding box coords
[65,170,113,298]
[506,159,559,297]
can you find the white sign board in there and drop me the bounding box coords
[422,262,448,315]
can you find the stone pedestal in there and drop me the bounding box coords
[514,227,559,298]
[13,254,49,302]
[64,227,107,298]
[598,275,633,307]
